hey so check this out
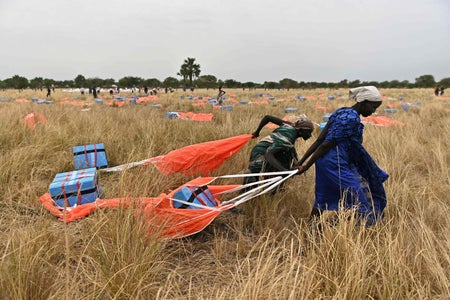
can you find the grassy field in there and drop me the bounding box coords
[0,87,449,299]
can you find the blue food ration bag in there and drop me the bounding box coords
[49,168,101,208]
[172,185,218,209]
[73,143,108,169]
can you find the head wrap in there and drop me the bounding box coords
[349,86,382,102]
[293,115,314,131]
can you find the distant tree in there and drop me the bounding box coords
[86,77,103,89]
[177,65,188,91]
[179,57,201,91]
[366,81,379,87]
[29,77,44,89]
[279,78,298,90]
[399,80,410,88]
[118,76,143,88]
[298,81,307,89]
[196,75,217,89]
[388,80,400,88]
[264,81,278,89]
[7,75,29,90]
[242,81,257,89]
[438,77,450,87]
[57,80,75,88]
[378,81,390,89]
[348,80,361,88]
[306,81,319,89]
[144,78,161,88]
[224,79,241,88]
[74,74,86,88]
[318,82,328,88]
[102,78,116,88]
[163,76,179,89]
[328,82,338,89]
[414,74,435,88]
[338,79,349,88]
[43,78,55,88]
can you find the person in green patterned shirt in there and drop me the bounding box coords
[243,115,314,190]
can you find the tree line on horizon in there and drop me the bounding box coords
[1,57,449,91]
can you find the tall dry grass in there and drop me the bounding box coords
[0,88,449,299]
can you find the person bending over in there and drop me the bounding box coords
[244,115,314,190]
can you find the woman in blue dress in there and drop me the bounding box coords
[296,86,389,225]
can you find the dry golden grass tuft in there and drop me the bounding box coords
[0,87,449,299]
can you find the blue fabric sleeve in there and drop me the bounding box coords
[325,109,360,143]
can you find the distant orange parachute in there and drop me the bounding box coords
[178,112,214,121]
[315,104,329,112]
[362,116,406,126]
[23,112,47,130]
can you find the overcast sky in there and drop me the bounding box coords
[1,0,449,83]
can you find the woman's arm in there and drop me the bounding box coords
[264,148,289,171]
[252,115,285,138]
[298,140,336,173]
[297,123,329,165]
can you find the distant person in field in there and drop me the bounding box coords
[93,87,98,99]
[46,87,51,98]
[296,86,388,226]
[435,85,441,96]
[217,85,226,105]
[243,115,314,192]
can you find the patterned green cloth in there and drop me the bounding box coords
[247,124,299,174]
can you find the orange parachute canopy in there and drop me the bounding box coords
[39,177,239,239]
[103,134,253,176]
[40,169,297,238]
[144,134,253,176]
[23,112,47,130]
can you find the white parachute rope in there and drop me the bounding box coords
[213,170,296,197]
[100,159,151,172]
[216,170,295,179]
[226,169,299,207]
[167,172,288,210]
[220,175,283,206]
[164,176,281,211]
[213,177,282,196]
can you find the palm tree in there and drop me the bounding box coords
[177,64,188,91]
[178,57,201,91]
